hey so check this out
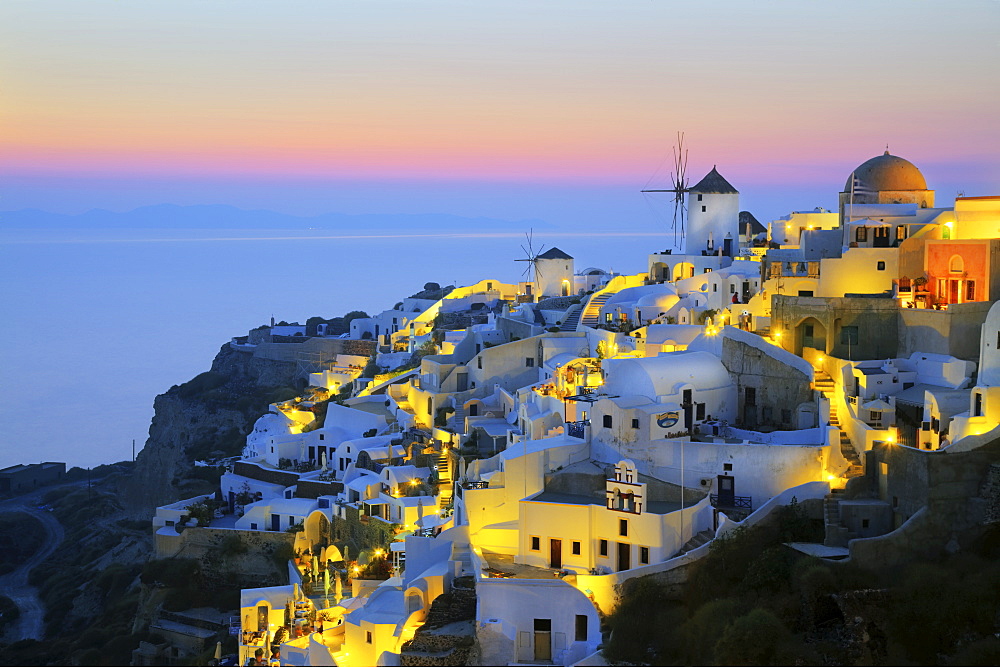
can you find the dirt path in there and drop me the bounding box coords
[0,488,72,641]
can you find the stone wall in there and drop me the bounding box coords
[330,505,398,557]
[845,437,1000,568]
[771,294,900,360]
[401,576,477,667]
[233,461,299,488]
[898,300,992,362]
[296,479,344,499]
[721,334,814,429]
[159,527,293,589]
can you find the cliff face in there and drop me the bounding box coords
[122,344,300,515]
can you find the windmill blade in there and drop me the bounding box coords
[534,261,544,279]
[536,243,546,257]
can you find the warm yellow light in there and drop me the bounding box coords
[352,566,361,574]
[774,331,782,338]
[826,474,836,482]
[374,548,384,557]
[410,479,418,485]
[817,356,824,363]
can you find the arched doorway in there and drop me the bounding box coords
[795,317,827,356]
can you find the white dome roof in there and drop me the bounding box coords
[636,292,680,309]
[603,351,731,401]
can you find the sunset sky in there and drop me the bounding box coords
[2,0,998,226]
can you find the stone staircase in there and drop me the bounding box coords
[579,288,620,328]
[448,404,466,434]
[815,370,864,479]
[672,528,714,557]
[823,489,853,547]
[436,450,453,511]
[560,303,582,332]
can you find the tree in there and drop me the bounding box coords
[423,282,440,291]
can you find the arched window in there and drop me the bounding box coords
[949,255,964,274]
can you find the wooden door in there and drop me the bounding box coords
[550,539,562,569]
[533,619,551,661]
[617,542,630,571]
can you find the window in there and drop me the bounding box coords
[713,284,718,292]
[250,523,258,530]
[605,313,613,323]
[841,326,859,345]
[631,418,640,429]
[603,415,613,428]
[730,284,736,293]
[575,615,588,642]
[862,519,870,529]
[974,392,983,417]
[572,541,581,555]
[723,463,733,472]
[804,324,814,337]
[366,631,373,644]
[477,357,482,369]
[619,519,628,537]
[696,403,705,420]
[745,387,756,406]
[949,255,964,273]
[319,433,325,440]
[697,194,703,201]
[967,280,976,301]
[639,546,649,564]
[599,539,608,557]
[701,205,707,212]
[896,225,908,241]
[525,357,534,367]
[856,226,868,242]
[165,520,175,527]
[877,261,886,271]
[870,411,882,421]
[530,536,540,551]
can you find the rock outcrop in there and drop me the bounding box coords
[122,344,299,515]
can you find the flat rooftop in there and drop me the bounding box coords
[528,491,682,515]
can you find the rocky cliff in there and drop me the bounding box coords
[122,343,300,515]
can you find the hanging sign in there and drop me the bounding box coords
[656,411,680,428]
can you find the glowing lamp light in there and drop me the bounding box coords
[352,566,361,574]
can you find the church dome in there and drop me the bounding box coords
[844,151,927,192]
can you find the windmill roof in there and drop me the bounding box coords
[537,247,573,260]
[690,167,738,194]
[739,211,767,234]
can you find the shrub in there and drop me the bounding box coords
[713,608,789,666]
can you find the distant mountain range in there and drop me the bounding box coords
[0,204,554,231]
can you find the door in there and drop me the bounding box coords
[617,542,630,571]
[257,605,269,632]
[533,619,551,661]
[456,372,468,392]
[550,539,562,569]
[682,389,693,429]
[271,514,281,531]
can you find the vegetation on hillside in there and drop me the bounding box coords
[0,513,46,576]
[603,505,1000,666]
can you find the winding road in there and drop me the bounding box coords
[0,486,71,642]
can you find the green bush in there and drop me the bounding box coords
[714,608,790,666]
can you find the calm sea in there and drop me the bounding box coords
[0,228,667,469]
